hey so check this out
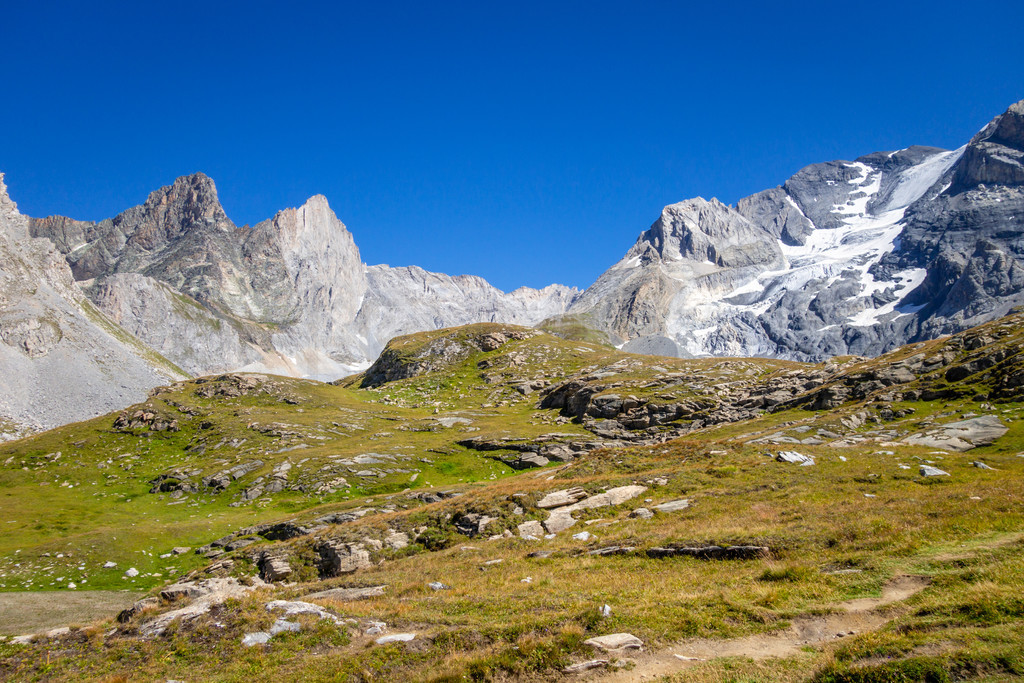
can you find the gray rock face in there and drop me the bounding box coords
[568,198,784,344]
[567,100,1024,362]
[0,173,186,437]
[903,415,1008,451]
[28,174,578,383]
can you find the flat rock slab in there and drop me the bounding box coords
[242,632,271,647]
[140,578,263,637]
[305,585,387,601]
[653,499,691,513]
[537,487,588,509]
[436,417,472,428]
[269,618,301,635]
[376,633,416,644]
[564,659,609,674]
[266,600,339,622]
[567,485,648,512]
[544,508,578,534]
[518,520,545,538]
[903,415,1008,451]
[776,451,814,465]
[584,633,644,651]
[919,465,950,477]
[505,453,550,470]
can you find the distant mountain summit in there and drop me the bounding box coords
[0,173,185,439]
[3,98,1022,434]
[561,99,1024,360]
[28,175,579,380]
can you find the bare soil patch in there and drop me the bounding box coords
[0,591,142,635]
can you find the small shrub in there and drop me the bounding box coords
[416,527,458,551]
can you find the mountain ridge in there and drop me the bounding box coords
[4,98,1024,435]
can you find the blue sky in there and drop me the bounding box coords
[2,1,1022,291]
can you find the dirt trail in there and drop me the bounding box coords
[0,591,142,635]
[597,575,930,681]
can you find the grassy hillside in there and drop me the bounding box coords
[1,319,1023,681]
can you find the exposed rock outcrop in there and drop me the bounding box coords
[564,100,1024,363]
[0,173,186,437]
[29,177,578,382]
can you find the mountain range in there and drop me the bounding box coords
[2,98,1022,436]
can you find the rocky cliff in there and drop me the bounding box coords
[7,98,1024,435]
[29,176,579,380]
[0,174,186,438]
[565,99,1024,361]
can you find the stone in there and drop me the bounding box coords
[972,461,996,470]
[124,568,139,578]
[269,618,301,635]
[139,578,264,637]
[517,520,545,538]
[572,531,592,541]
[588,546,635,556]
[567,485,648,511]
[920,465,951,477]
[628,507,653,519]
[376,633,416,644]
[102,561,117,568]
[543,508,577,534]
[653,499,690,513]
[304,585,386,601]
[365,621,388,635]
[453,513,496,537]
[117,596,160,623]
[317,540,372,575]
[536,487,588,509]
[504,453,550,470]
[260,555,293,583]
[266,600,340,622]
[564,660,609,674]
[584,633,644,651]
[428,582,451,591]
[903,416,1009,452]
[160,584,201,602]
[242,632,271,647]
[384,531,410,549]
[775,451,814,466]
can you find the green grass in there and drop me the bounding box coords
[2,318,1024,680]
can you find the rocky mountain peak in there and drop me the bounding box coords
[0,171,21,217]
[634,197,783,270]
[139,172,231,235]
[952,99,1024,192]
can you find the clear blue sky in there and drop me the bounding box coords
[2,1,1022,291]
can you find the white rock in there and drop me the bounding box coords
[653,499,690,513]
[269,618,301,636]
[242,632,271,647]
[584,633,644,651]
